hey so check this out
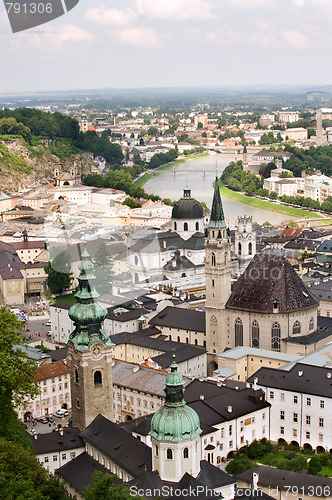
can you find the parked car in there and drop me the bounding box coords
[46,320,51,326]
[46,416,55,423]
[54,409,69,418]
[37,417,49,424]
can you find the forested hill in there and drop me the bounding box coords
[0,108,123,190]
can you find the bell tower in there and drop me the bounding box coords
[68,249,114,431]
[205,176,232,362]
[150,359,202,482]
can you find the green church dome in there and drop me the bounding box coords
[150,360,202,442]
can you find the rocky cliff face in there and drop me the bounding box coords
[0,138,94,192]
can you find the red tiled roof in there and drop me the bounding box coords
[34,360,69,381]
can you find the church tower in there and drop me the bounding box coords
[68,249,114,431]
[205,177,232,361]
[150,359,202,482]
[243,145,248,172]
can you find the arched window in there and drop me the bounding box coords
[134,255,138,265]
[309,317,314,331]
[195,339,198,345]
[75,369,79,384]
[249,242,252,255]
[293,320,301,335]
[177,336,180,342]
[251,320,260,348]
[184,222,188,231]
[238,242,242,256]
[166,448,173,460]
[224,252,227,265]
[94,371,102,386]
[183,447,189,459]
[235,318,243,347]
[211,253,216,266]
[174,222,177,231]
[155,445,159,457]
[271,322,281,351]
[196,222,199,231]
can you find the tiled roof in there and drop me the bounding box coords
[226,254,318,313]
[80,414,152,476]
[30,427,84,454]
[149,306,206,332]
[112,359,167,396]
[34,360,69,381]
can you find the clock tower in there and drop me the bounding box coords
[68,249,114,431]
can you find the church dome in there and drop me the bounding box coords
[150,360,201,442]
[172,187,203,220]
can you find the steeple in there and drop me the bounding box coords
[209,176,226,228]
[150,360,201,481]
[68,249,113,350]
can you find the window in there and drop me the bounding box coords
[238,242,242,256]
[166,449,173,460]
[229,440,233,448]
[44,456,49,463]
[155,446,158,457]
[319,417,324,428]
[305,431,310,440]
[251,320,260,348]
[292,320,301,335]
[306,415,311,425]
[293,395,298,404]
[306,398,311,406]
[183,447,189,459]
[319,433,324,442]
[262,413,266,420]
[229,425,232,436]
[271,322,281,351]
[293,429,297,437]
[94,371,102,386]
[75,369,79,384]
[53,455,58,462]
[196,222,199,231]
[280,393,285,402]
[61,453,67,460]
[211,253,216,266]
[280,426,285,435]
[70,452,76,459]
[269,391,274,400]
[320,400,325,409]
[293,413,298,423]
[137,398,141,406]
[184,222,188,232]
[221,428,224,438]
[249,242,253,255]
[280,410,285,420]
[235,317,243,347]
[174,222,177,231]
[309,317,314,330]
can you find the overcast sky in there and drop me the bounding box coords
[1,0,332,93]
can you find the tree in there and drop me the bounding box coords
[84,471,144,500]
[44,249,73,295]
[0,437,71,499]
[226,456,255,475]
[122,197,141,209]
[93,241,115,296]
[0,308,39,447]
[308,457,322,475]
[197,122,203,129]
[147,126,159,137]
[269,191,278,200]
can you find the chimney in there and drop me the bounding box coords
[59,428,64,436]
[34,434,37,440]
[227,405,232,413]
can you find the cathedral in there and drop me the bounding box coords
[204,177,319,370]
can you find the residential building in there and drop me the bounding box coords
[248,363,332,452]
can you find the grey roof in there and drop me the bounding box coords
[112,359,167,397]
[172,188,204,220]
[236,466,332,497]
[247,362,332,398]
[317,239,332,252]
[308,279,332,302]
[80,414,152,476]
[149,306,206,333]
[226,254,318,313]
[152,344,206,369]
[57,451,115,494]
[107,307,148,322]
[30,427,84,454]
[283,316,332,345]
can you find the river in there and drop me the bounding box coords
[144,153,297,226]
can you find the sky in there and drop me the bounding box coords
[1,0,332,93]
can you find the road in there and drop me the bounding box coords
[26,412,72,436]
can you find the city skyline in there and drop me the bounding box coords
[1,0,332,92]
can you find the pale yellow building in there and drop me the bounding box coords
[216,346,300,382]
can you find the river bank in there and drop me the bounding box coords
[218,181,320,219]
[133,152,209,188]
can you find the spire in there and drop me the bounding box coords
[209,176,226,228]
[164,359,185,406]
[68,249,113,350]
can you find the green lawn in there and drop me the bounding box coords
[219,181,320,219]
[54,293,76,305]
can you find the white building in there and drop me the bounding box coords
[248,363,332,452]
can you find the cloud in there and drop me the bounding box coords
[225,0,277,9]
[29,24,94,47]
[84,6,137,27]
[110,27,163,48]
[132,0,216,21]
[282,30,310,49]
